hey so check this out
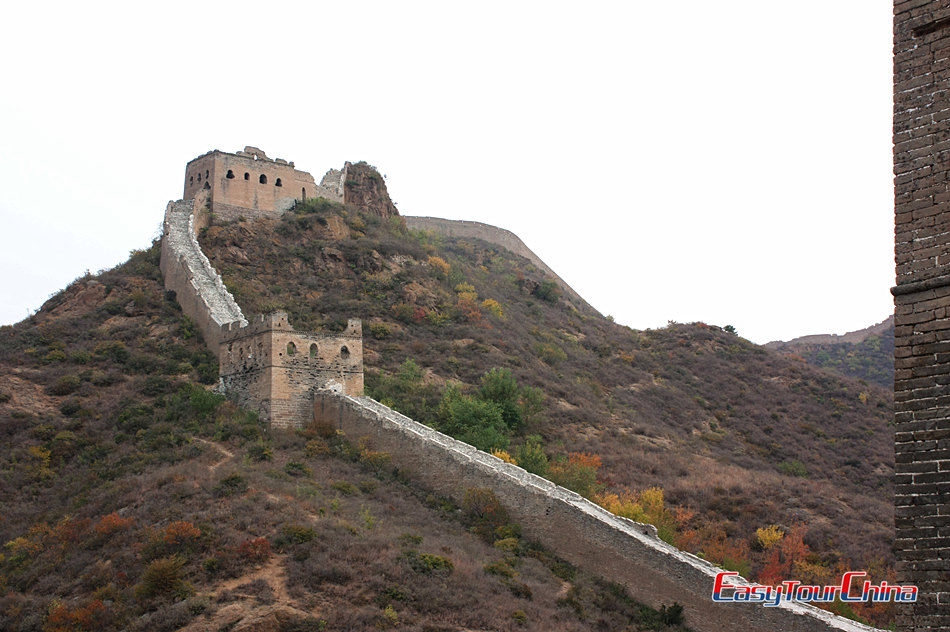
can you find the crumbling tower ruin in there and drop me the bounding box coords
[160,147,364,427]
[892,3,950,631]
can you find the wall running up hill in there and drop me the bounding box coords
[314,392,878,632]
[404,216,602,317]
[160,199,247,351]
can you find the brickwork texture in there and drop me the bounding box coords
[893,2,950,630]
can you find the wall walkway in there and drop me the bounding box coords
[160,199,247,351]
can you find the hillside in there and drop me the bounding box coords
[0,248,690,631]
[199,197,895,625]
[0,190,896,629]
[765,317,894,388]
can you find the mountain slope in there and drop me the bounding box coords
[0,246,689,632]
[765,317,894,388]
[199,198,895,618]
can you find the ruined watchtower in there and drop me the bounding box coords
[160,146,367,428]
[184,146,345,223]
[892,3,950,631]
[219,313,363,428]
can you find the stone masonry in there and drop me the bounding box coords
[160,198,248,350]
[161,148,365,427]
[220,313,363,428]
[893,3,950,631]
[314,393,879,632]
[184,146,345,224]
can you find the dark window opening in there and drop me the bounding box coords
[197,173,201,182]
[203,181,210,190]
[309,343,318,358]
[205,169,209,179]
[226,169,235,179]
[340,346,350,360]
[287,342,297,356]
[189,176,194,184]
[244,172,250,180]
[260,174,267,184]
[275,178,282,187]
[302,187,306,199]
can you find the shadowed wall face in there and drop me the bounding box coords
[893,3,950,631]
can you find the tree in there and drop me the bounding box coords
[437,385,509,452]
[478,368,523,431]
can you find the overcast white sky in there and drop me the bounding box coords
[0,1,894,344]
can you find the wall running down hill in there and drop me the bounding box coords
[314,392,878,632]
[160,198,247,351]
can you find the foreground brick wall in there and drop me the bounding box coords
[315,393,878,632]
[893,2,950,630]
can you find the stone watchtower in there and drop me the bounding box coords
[219,313,363,428]
[893,3,950,631]
[160,146,367,428]
[184,146,345,223]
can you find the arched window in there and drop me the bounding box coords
[302,187,306,199]
[203,181,210,190]
[244,172,250,180]
[259,174,267,184]
[309,343,318,358]
[340,346,350,360]
[226,169,235,179]
[205,169,209,179]
[189,176,194,185]
[275,178,282,187]
[197,173,201,182]
[287,341,297,356]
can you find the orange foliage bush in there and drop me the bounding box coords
[44,599,108,632]
[236,537,272,563]
[95,512,134,537]
[163,521,201,547]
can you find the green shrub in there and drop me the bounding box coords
[135,556,191,601]
[48,374,81,396]
[369,323,391,340]
[213,473,248,497]
[247,441,273,461]
[401,550,453,574]
[275,524,317,548]
[284,461,312,477]
[778,460,809,478]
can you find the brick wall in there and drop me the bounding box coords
[893,2,950,631]
[183,147,343,222]
[314,393,879,632]
[159,199,247,352]
[220,314,363,427]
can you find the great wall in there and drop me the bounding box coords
[157,145,881,632]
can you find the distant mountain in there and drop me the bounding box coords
[765,316,894,388]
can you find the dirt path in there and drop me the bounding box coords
[194,437,234,471]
